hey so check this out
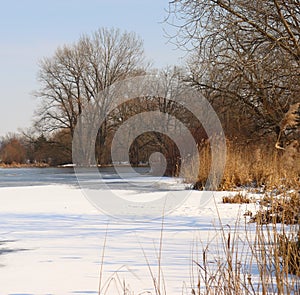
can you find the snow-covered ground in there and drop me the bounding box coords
[0,182,265,295]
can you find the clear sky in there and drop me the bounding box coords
[0,0,184,137]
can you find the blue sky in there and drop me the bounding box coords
[0,0,184,137]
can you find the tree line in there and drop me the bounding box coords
[1,1,299,172]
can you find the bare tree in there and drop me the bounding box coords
[35,27,147,138]
[167,0,300,140]
[105,67,208,174]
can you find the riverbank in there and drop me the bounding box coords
[0,162,50,168]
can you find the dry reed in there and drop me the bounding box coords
[190,140,300,191]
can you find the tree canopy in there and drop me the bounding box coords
[168,0,300,140]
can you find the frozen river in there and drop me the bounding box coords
[0,168,281,295]
[0,166,149,188]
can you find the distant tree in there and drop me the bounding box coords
[0,135,26,164]
[19,128,72,166]
[101,67,206,174]
[35,27,147,140]
[30,131,72,166]
[49,129,72,165]
[33,134,49,163]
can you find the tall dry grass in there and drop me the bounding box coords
[190,204,299,295]
[96,205,299,295]
[188,140,300,191]
[191,226,299,295]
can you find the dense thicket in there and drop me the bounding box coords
[168,0,300,143]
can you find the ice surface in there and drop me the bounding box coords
[0,183,265,294]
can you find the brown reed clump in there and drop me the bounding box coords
[250,192,300,225]
[190,211,299,295]
[247,190,300,280]
[191,139,300,191]
[222,193,253,204]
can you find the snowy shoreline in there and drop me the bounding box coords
[0,184,263,295]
